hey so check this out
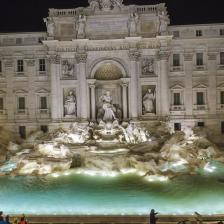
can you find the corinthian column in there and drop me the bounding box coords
[158,50,170,116]
[121,82,128,120]
[89,84,96,121]
[76,52,89,121]
[128,50,141,120]
[49,55,61,121]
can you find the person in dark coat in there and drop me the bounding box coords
[149,209,158,224]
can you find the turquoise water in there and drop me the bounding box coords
[1,163,224,215]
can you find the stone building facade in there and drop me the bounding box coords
[1,0,224,143]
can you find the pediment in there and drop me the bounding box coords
[36,88,50,94]
[14,89,28,94]
[193,83,207,89]
[170,83,184,90]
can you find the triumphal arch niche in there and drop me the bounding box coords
[90,60,128,124]
[43,0,171,127]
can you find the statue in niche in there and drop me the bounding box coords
[158,11,169,35]
[97,91,120,123]
[62,60,74,77]
[64,90,77,116]
[143,88,156,114]
[88,0,100,11]
[128,13,139,37]
[100,0,113,10]
[142,58,154,75]
[43,17,55,37]
[77,15,86,39]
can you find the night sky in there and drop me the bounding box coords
[0,0,224,32]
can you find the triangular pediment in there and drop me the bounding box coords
[14,89,28,94]
[193,83,207,89]
[36,88,49,94]
[170,83,184,90]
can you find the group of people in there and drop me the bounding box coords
[0,212,28,224]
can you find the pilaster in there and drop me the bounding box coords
[76,52,89,121]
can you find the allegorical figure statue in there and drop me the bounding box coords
[99,91,117,122]
[158,11,169,35]
[88,0,100,10]
[43,17,55,37]
[143,88,156,114]
[128,12,139,36]
[77,15,86,39]
[64,91,76,116]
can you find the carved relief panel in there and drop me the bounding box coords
[61,59,76,79]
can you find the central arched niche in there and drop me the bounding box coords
[91,60,127,121]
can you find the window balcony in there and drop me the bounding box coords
[16,109,27,114]
[194,65,207,71]
[170,105,185,111]
[38,71,47,76]
[170,66,183,72]
[218,65,224,70]
[39,109,49,114]
[193,105,208,110]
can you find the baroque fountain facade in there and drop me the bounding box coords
[0,0,224,180]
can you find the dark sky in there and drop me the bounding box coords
[0,0,224,32]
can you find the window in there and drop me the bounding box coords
[173,54,180,67]
[40,97,47,109]
[221,122,224,134]
[41,125,48,133]
[0,61,2,73]
[196,53,203,66]
[196,30,202,37]
[18,97,25,110]
[173,93,181,105]
[17,60,24,72]
[221,91,224,104]
[174,123,181,131]
[39,59,46,72]
[198,122,205,127]
[220,29,224,36]
[220,52,224,65]
[0,98,3,110]
[197,92,204,105]
[173,31,180,38]
[19,126,26,139]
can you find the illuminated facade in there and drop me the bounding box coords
[0,0,224,143]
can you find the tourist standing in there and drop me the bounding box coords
[5,215,11,224]
[149,209,158,224]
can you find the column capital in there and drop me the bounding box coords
[89,84,96,89]
[48,55,60,64]
[128,50,141,61]
[157,50,170,61]
[76,52,88,63]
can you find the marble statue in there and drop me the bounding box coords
[88,0,100,10]
[142,58,154,75]
[77,15,86,39]
[158,11,169,35]
[111,0,123,9]
[143,89,156,114]
[43,17,55,37]
[62,60,74,77]
[64,91,76,116]
[98,91,117,122]
[100,0,113,10]
[128,13,139,36]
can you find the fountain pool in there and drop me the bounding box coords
[1,162,224,215]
